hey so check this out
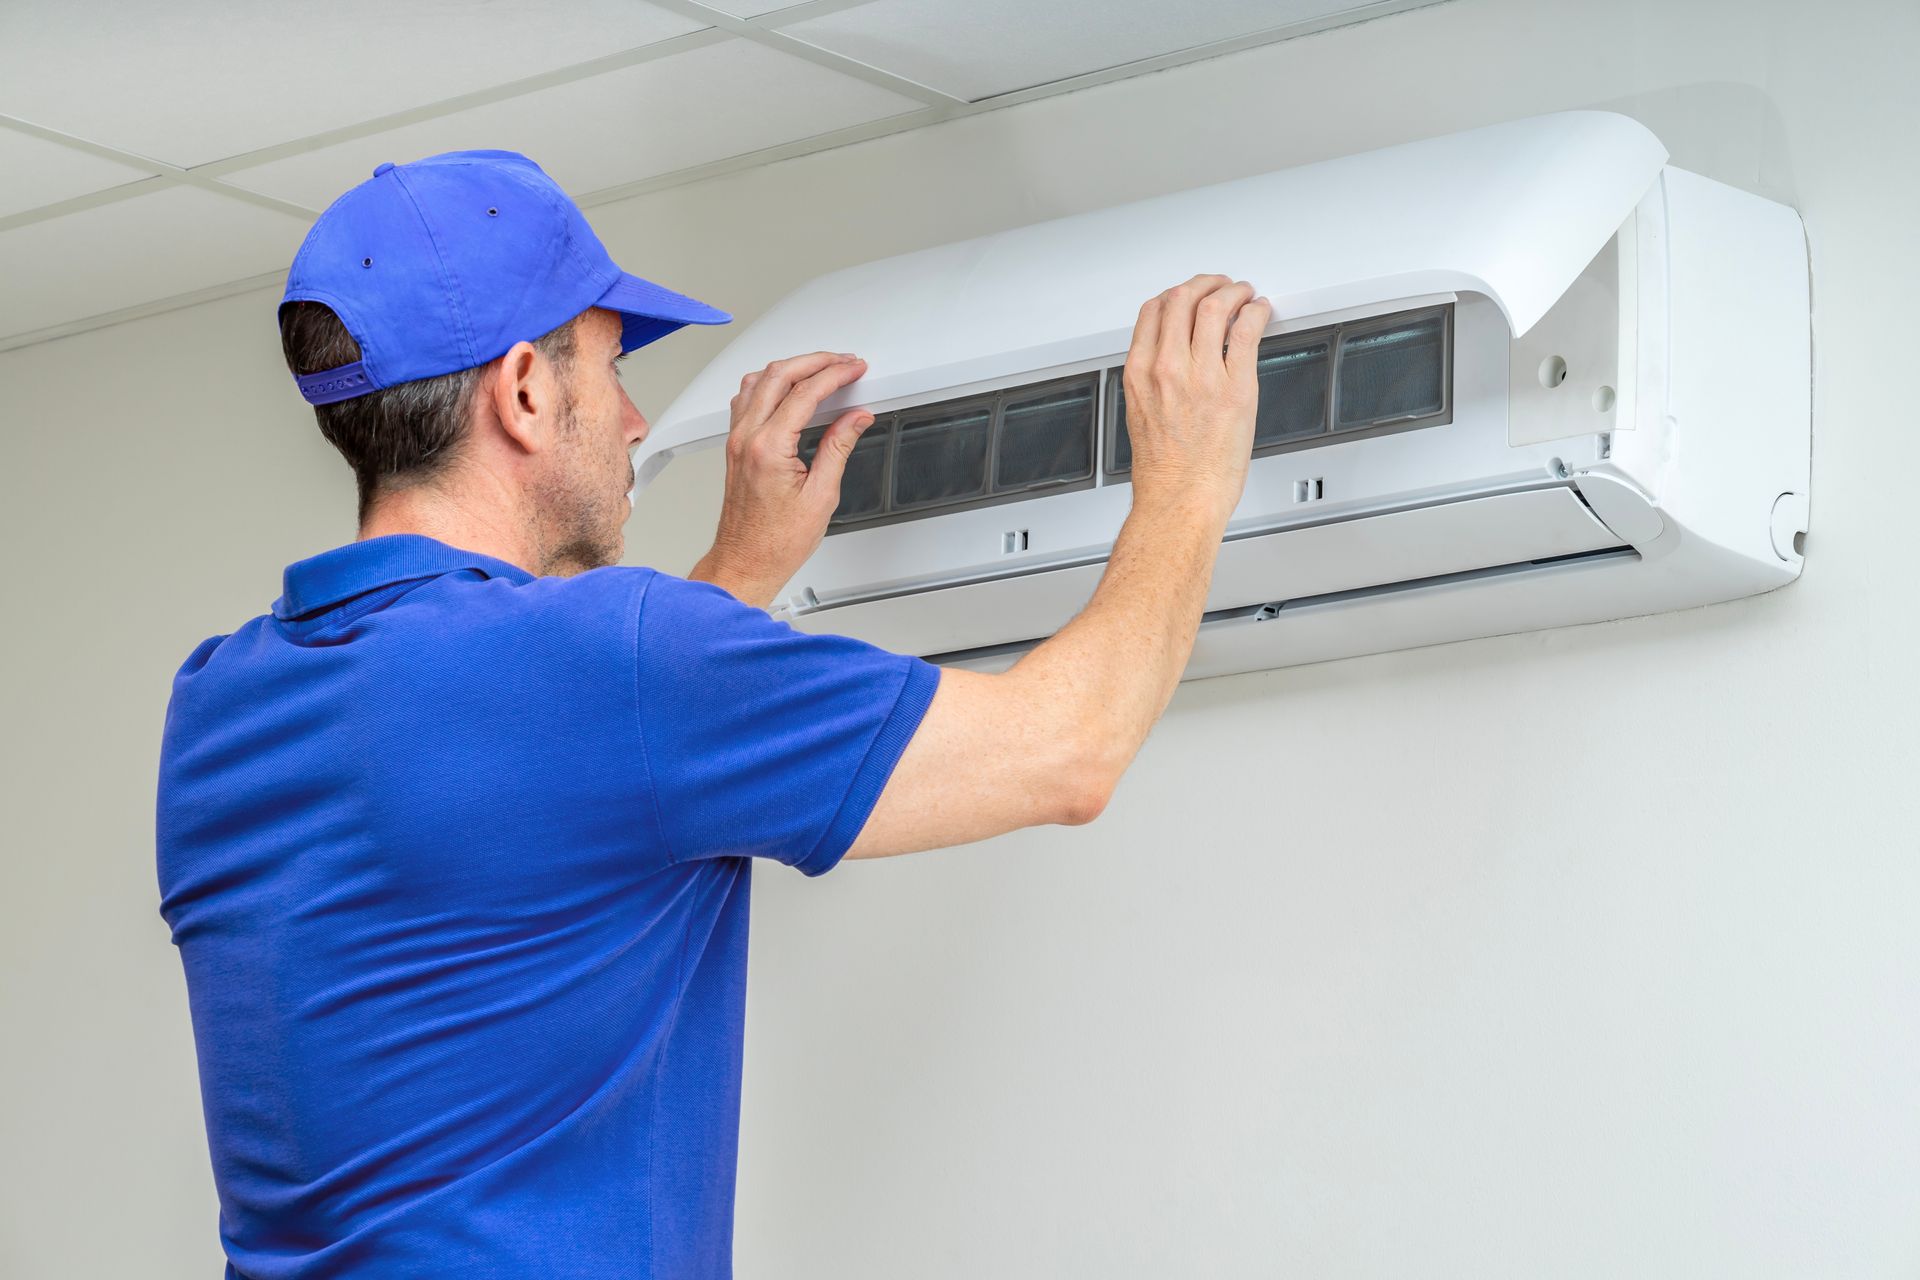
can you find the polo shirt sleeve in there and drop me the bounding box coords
[633,572,942,876]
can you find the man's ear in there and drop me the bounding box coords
[485,340,560,457]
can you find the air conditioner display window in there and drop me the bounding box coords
[893,402,993,510]
[1333,307,1448,430]
[994,376,1096,492]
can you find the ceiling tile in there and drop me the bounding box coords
[218,40,924,212]
[0,1,706,169]
[781,0,1387,101]
[0,186,308,339]
[0,127,157,220]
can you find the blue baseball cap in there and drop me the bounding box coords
[282,149,730,406]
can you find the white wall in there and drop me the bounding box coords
[4,0,1917,1274]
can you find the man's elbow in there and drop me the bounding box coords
[1052,744,1122,827]
[1057,780,1113,826]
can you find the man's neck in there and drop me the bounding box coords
[359,487,542,576]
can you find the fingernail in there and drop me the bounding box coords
[838,352,858,360]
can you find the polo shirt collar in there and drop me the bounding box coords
[273,534,536,620]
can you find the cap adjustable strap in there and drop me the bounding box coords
[295,360,374,406]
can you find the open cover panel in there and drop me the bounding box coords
[638,111,1668,486]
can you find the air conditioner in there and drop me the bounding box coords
[635,111,1811,679]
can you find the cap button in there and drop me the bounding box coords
[372,162,395,177]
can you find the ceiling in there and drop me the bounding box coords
[0,0,1444,352]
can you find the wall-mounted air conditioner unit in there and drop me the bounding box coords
[635,112,1811,679]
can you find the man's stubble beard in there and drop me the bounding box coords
[533,390,624,576]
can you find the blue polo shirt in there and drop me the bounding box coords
[156,534,940,1279]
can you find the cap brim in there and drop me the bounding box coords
[597,272,731,354]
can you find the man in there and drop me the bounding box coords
[156,149,1271,1278]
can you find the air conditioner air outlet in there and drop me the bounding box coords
[789,486,1622,657]
[924,546,1639,672]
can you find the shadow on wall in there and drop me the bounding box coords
[1592,80,1798,206]
[1170,575,1797,719]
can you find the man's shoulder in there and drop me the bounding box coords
[494,562,661,614]
[163,563,773,697]
[335,559,648,629]
[168,612,274,686]
[558,567,785,639]
[481,563,750,643]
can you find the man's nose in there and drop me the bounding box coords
[623,396,649,447]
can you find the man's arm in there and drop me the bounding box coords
[843,485,1231,854]
[690,275,1270,860]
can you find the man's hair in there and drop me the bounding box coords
[278,301,578,520]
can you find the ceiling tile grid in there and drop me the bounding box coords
[701,0,846,15]
[218,39,925,213]
[0,185,308,336]
[0,0,707,168]
[0,127,155,220]
[0,0,1448,350]
[775,0,1385,102]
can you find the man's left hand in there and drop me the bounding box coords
[688,351,874,609]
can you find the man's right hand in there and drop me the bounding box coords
[1121,274,1272,523]
[842,274,1274,860]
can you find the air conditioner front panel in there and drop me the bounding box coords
[790,485,1623,656]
